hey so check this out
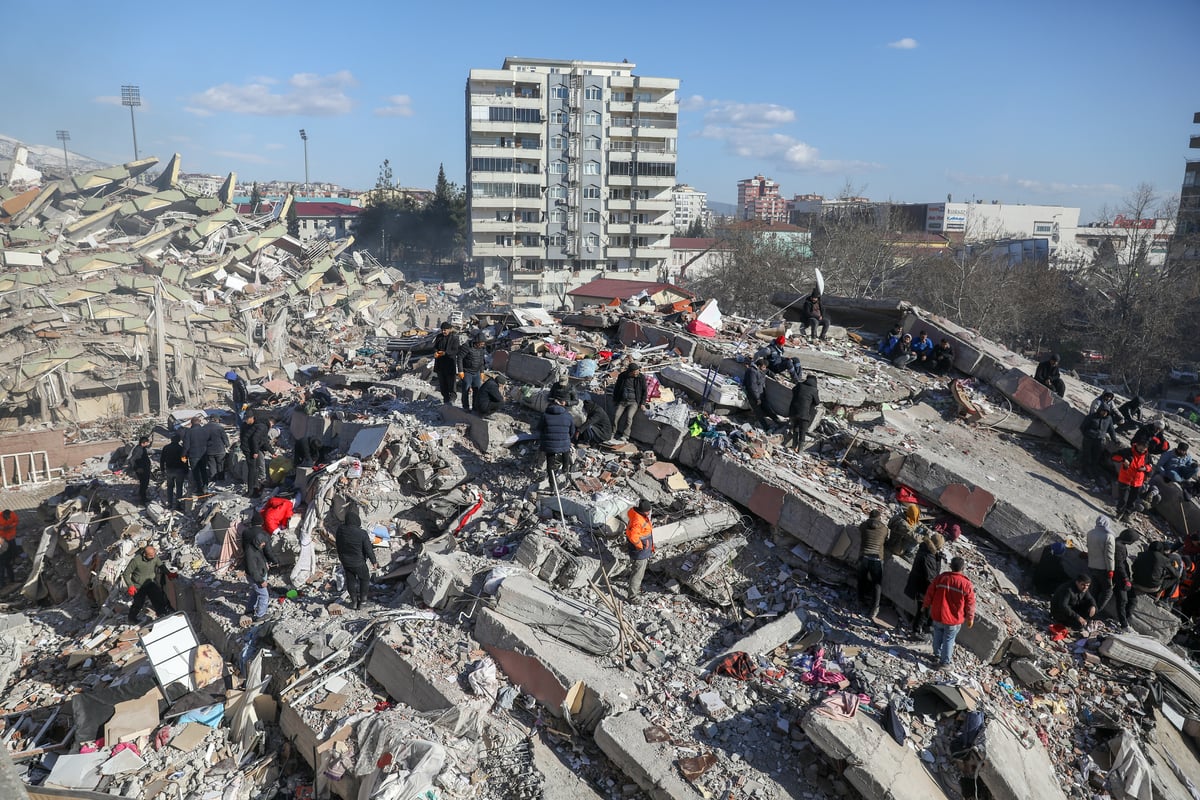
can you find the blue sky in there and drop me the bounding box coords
[3,0,1196,220]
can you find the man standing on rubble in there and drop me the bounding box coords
[203,416,230,486]
[1113,529,1138,629]
[240,412,271,499]
[225,371,249,418]
[743,359,782,430]
[128,434,153,506]
[625,499,655,601]
[923,556,975,668]
[1085,516,1117,619]
[905,532,946,638]
[160,432,188,511]
[243,512,279,621]
[1035,353,1066,397]
[612,362,648,442]
[536,395,575,490]
[183,415,213,497]
[432,321,462,405]
[858,509,888,619]
[460,333,488,410]
[787,375,820,451]
[0,509,19,587]
[1112,441,1153,521]
[335,507,377,610]
[123,545,172,624]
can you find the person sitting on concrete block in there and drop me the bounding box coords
[911,331,935,368]
[1051,575,1097,630]
[799,289,830,341]
[758,335,804,382]
[625,500,655,601]
[123,545,171,624]
[857,509,888,619]
[1116,395,1145,433]
[932,338,955,375]
[1090,391,1126,428]
[576,399,614,445]
[1035,353,1066,397]
[474,373,507,417]
[891,333,917,368]
[923,556,975,668]
[612,362,648,441]
[1156,442,1198,497]
[1131,541,1175,599]
[877,325,902,358]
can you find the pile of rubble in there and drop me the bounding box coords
[4,155,1200,798]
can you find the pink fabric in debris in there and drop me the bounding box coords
[799,647,846,686]
[811,691,859,720]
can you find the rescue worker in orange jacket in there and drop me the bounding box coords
[1112,441,1153,521]
[625,500,655,601]
[0,509,18,586]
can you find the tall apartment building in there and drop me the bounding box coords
[466,57,679,304]
[672,184,710,232]
[736,174,787,223]
[1176,112,1200,266]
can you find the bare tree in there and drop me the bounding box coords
[688,228,811,318]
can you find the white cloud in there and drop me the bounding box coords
[186,71,358,117]
[888,37,919,50]
[374,94,414,118]
[690,98,876,174]
[264,143,285,151]
[212,149,273,165]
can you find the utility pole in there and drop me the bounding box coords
[121,85,141,160]
[154,281,168,417]
[299,129,309,195]
[55,130,70,174]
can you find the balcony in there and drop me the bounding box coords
[469,194,543,207]
[473,243,545,258]
[471,119,545,134]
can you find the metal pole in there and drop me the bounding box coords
[129,104,139,160]
[55,130,70,174]
[303,138,309,195]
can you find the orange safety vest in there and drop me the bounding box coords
[624,509,654,559]
[0,512,16,542]
[1115,450,1151,487]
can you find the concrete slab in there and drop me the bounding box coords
[494,574,620,655]
[437,403,517,454]
[973,712,1068,800]
[594,710,705,800]
[710,609,808,665]
[654,506,743,549]
[407,551,472,610]
[366,635,470,712]
[505,352,558,385]
[802,707,949,800]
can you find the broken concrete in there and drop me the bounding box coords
[493,574,620,655]
[594,710,705,800]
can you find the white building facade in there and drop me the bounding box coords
[672,184,710,232]
[924,201,1083,261]
[466,57,679,305]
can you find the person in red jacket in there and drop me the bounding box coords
[0,509,18,586]
[1112,441,1153,521]
[923,556,976,668]
[260,495,295,535]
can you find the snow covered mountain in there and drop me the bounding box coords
[0,133,110,175]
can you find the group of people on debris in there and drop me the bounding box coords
[876,326,955,374]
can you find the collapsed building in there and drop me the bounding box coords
[3,152,1200,800]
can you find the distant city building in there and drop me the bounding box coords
[0,144,41,187]
[669,236,732,282]
[466,57,680,305]
[787,194,879,228]
[736,174,788,224]
[1070,217,1173,270]
[179,173,224,196]
[672,184,710,232]
[234,199,362,243]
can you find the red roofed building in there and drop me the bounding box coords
[566,278,693,310]
[236,200,362,243]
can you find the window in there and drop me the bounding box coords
[517,136,539,149]
[516,183,541,198]
[493,86,513,97]
[495,236,513,246]
[612,91,630,102]
[584,210,601,223]
[583,186,601,199]
[584,161,600,175]
[585,111,601,125]
[585,86,602,100]
[550,135,565,149]
[489,107,542,123]
[552,86,569,99]
[635,92,654,102]
[584,69,593,75]
[549,161,567,174]
[522,234,540,246]
[548,186,567,200]
[472,157,514,173]
[548,234,566,246]
[550,110,566,125]
[519,210,540,223]
[585,234,600,247]
[1033,221,1055,236]
[609,160,676,177]
[494,211,513,222]
[549,209,566,223]
[585,136,601,151]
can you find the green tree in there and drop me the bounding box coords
[249,182,262,214]
[689,228,809,318]
[421,163,466,265]
[377,158,396,191]
[684,218,707,238]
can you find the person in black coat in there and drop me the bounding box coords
[459,335,488,410]
[1035,354,1065,397]
[743,359,781,428]
[1113,528,1138,628]
[1051,575,1097,629]
[128,435,153,505]
[203,417,230,484]
[432,322,462,404]
[932,339,955,375]
[160,433,188,510]
[239,413,271,498]
[1079,407,1117,482]
[904,533,946,636]
[242,516,279,620]
[799,290,829,341]
[1116,396,1145,434]
[787,375,820,450]
[474,374,507,417]
[226,371,249,416]
[576,399,614,444]
[537,398,575,490]
[183,415,213,495]
[335,508,378,610]
[612,363,648,441]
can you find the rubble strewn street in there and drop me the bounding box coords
[5,153,1200,800]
